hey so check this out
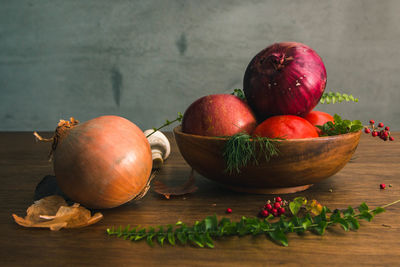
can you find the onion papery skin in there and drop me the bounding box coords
[243,42,327,120]
[53,116,152,209]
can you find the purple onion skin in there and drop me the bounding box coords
[243,42,327,120]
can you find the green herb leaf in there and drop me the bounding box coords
[135,229,146,241]
[177,231,187,245]
[335,218,349,231]
[107,199,397,248]
[167,225,175,245]
[359,211,374,222]
[231,88,246,100]
[289,197,306,216]
[146,227,155,246]
[347,216,360,230]
[358,203,369,213]
[318,114,363,136]
[193,233,204,247]
[205,232,215,248]
[302,218,312,230]
[372,207,385,215]
[320,92,359,104]
[344,206,355,217]
[314,221,328,235]
[268,228,288,246]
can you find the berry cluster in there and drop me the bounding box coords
[259,197,287,218]
[364,120,394,141]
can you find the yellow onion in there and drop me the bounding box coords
[36,116,152,209]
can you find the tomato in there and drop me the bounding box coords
[304,111,334,135]
[253,115,318,139]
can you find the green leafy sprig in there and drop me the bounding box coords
[230,90,358,104]
[146,112,183,138]
[231,88,246,100]
[222,133,280,174]
[320,92,359,104]
[107,199,399,248]
[317,114,363,136]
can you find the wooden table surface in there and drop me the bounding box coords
[1,132,399,266]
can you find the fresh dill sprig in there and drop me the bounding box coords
[222,133,280,174]
[254,135,280,161]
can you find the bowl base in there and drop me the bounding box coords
[225,184,313,194]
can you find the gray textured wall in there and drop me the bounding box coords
[1,0,400,131]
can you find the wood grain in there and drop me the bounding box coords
[0,132,399,266]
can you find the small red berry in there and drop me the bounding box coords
[272,208,278,214]
[380,184,386,189]
[259,209,269,218]
[378,122,384,128]
[372,131,378,137]
[369,120,375,124]
[385,126,390,131]
[226,208,232,214]
[382,131,389,138]
[364,128,371,134]
[274,202,281,209]
[264,203,272,210]
[389,136,394,141]
[275,197,282,203]
[278,207,286,215]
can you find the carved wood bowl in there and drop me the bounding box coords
[174,126,361,194]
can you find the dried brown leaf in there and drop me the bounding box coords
[153,169,198,199]
[26,195,67,224]
[12,195,103,231]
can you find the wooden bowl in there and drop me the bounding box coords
[174,126,361,194]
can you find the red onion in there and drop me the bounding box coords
[243,42,327,120]
[37,116,153,209]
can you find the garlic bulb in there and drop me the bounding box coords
[144,129,171,169]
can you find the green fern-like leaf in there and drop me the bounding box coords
[320,92,359,104]
[106,199,400,248]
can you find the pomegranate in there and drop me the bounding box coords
[182,94,257,136]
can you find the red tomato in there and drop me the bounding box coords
[304,111,334,135]
[253,115,318,139]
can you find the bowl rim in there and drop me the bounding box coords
[173,125,361,142]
